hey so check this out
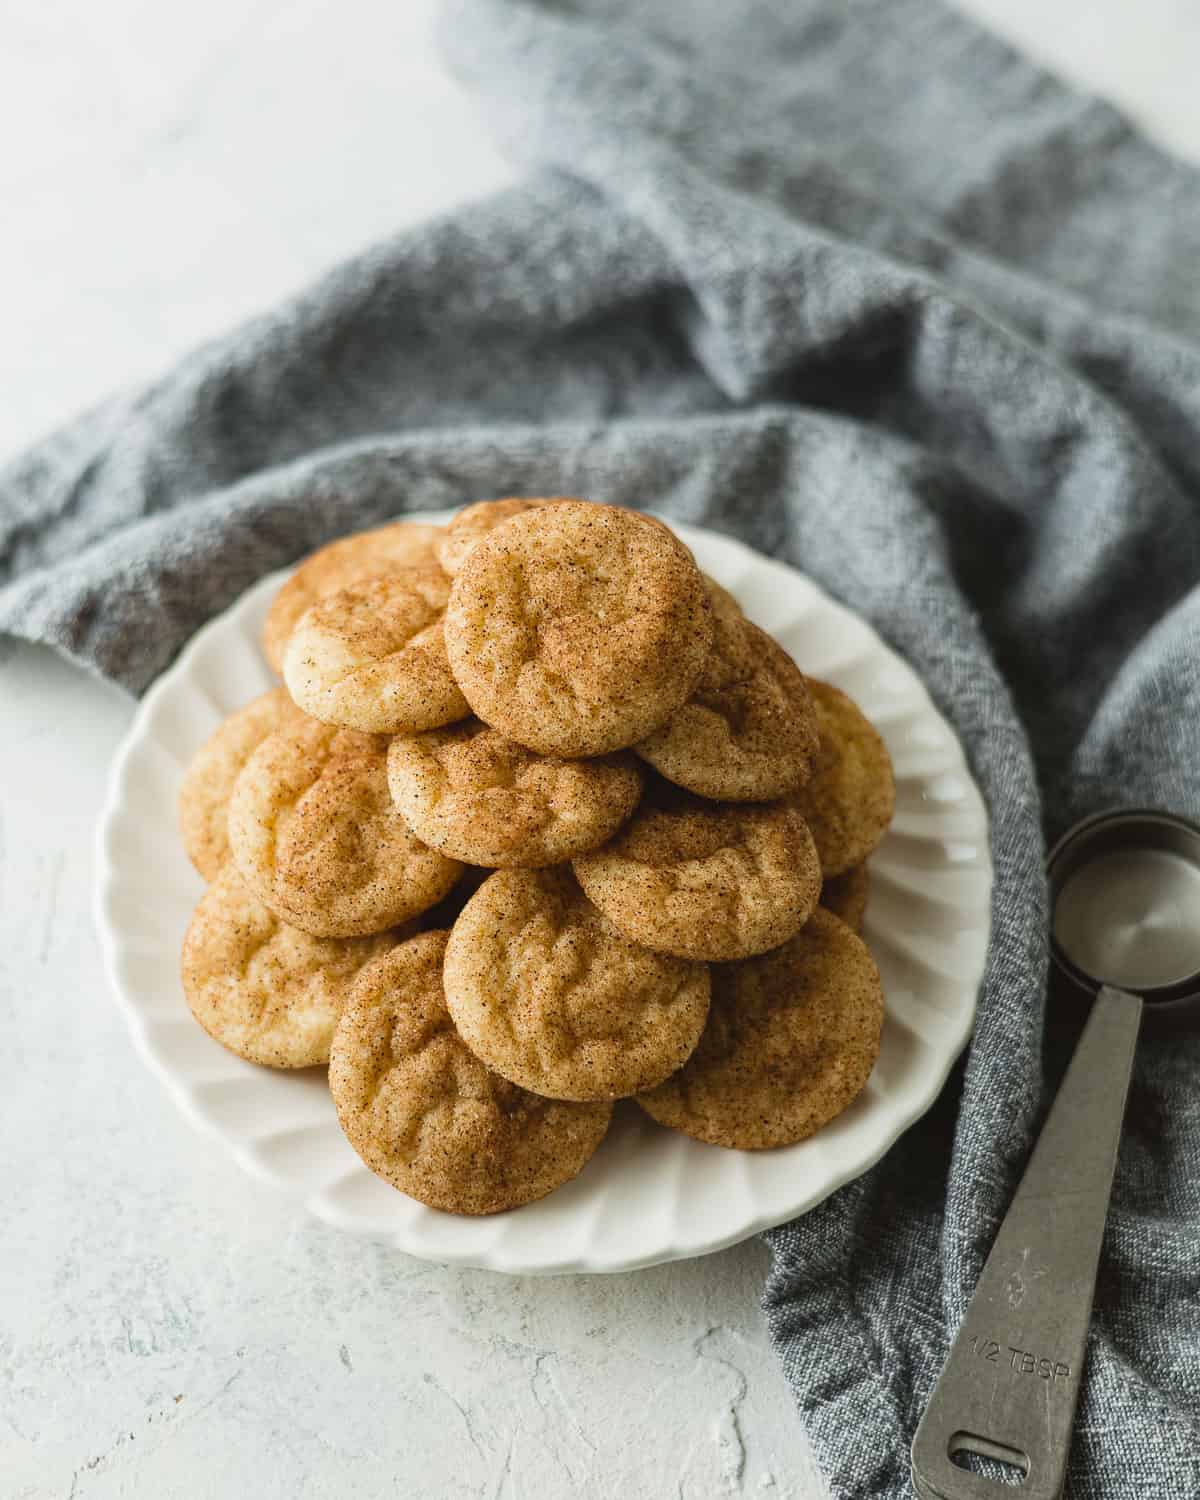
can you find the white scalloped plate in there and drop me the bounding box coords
[95,511,992,1274]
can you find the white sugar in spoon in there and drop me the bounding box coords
[912,808,1200,1499]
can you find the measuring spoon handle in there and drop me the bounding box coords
[911,985,1142,1500]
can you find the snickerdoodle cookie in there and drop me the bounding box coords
[386,719,642,867]
[435,497,562,577]
[228,717,461,937]
[573,784,821,961]
[182,865,399,1067]
[444,502,713,757]
[637,908,883,1149]
[443,868,711,1101]
[330,930,612,1214]
[820,864,870,934]
[179,688,307,880]
[700,576,745,635]
[790,679,895,876]
[637,620,818,801]
[282,567,468,734]
[414,862,492,931]
[262,520,443,673]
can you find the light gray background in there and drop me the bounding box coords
[2,5,1196,1496]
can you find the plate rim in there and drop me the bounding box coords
[94,510,992,1274]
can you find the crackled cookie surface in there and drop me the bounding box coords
[283,567,467,733]
[436,497,562,577]
[820,863,870,933]
[182,865,398,1067]
[387,719,642,867]
[790,679,895,876]
[444,502,713,757]
[574,784,821,960]
[330,931,612,1214]
[179,688,308,880]
[444,868,711,1101]
[637,620,818,801]
[699,575,745,645]
[637,908,883,1149]
[228,716,461,936]
[262,520,443,673]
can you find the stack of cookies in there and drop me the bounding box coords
[178,499,895,1216]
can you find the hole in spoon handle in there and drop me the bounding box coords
[911,986,1142,1500]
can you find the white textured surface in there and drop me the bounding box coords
[96,517,990,1274]
[2,3,1196,1496]
[0,0,513,463]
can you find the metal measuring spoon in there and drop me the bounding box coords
[911,809,1200,1500]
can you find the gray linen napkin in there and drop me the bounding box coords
[5,1,1200,1493]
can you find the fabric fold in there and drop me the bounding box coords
[4,2,1200,1493]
